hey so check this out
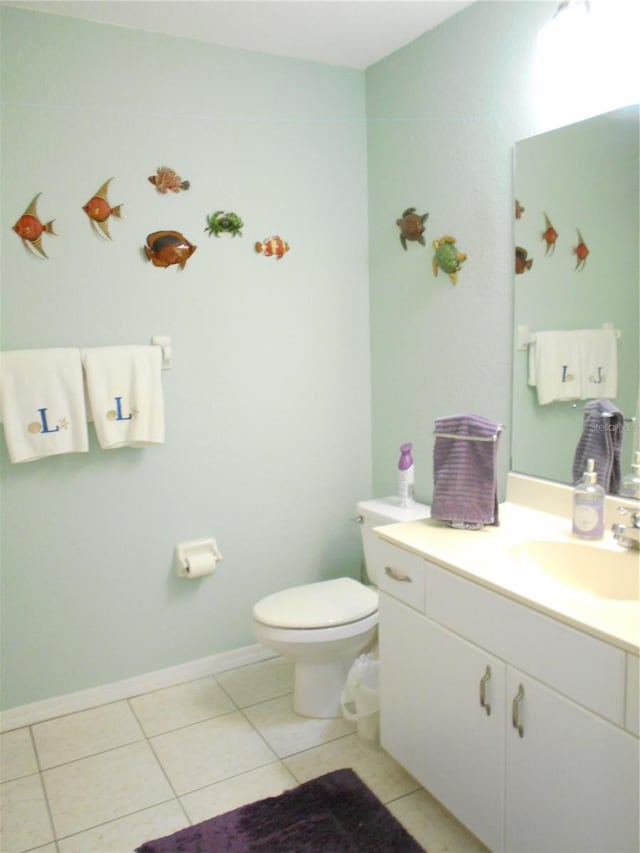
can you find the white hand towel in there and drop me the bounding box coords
[528,331,582,405]
[578,329,618,399]
[82,346,164,449]
[0,348,89,463]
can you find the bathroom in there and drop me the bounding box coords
[1,0,638,849]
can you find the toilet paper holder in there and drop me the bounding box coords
[175,538,222,578]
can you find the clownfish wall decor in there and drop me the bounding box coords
[255,235,290,260]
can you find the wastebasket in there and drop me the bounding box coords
[340,653,380,742]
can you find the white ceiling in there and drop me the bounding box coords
[3,1,476,69]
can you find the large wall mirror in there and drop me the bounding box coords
[511,104,639,494]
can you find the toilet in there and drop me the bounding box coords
[252,497,430,718]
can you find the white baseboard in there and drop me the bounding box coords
[0,644,277,733]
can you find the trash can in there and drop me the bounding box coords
[340,653,380,742]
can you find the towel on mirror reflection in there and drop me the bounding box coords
[571,399,623,493]
[431,413,501,527]
[578,329,618,400]
[82,346,164,449]
[528,331,582,405]
[0,348,89,463]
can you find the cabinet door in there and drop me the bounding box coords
[505,668,640,853]
[380,592,506,852]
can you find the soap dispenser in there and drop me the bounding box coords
[572,458,604,540]
[620,451,640,499]
[398,443,415,507]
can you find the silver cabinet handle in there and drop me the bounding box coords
[384,566,412,583]
[479,665,492,716]
[512,684,525,738]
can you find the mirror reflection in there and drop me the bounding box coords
[511,104,639,494]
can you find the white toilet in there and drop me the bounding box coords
[252,497,430,718]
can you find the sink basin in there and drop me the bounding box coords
[509,540,640,601]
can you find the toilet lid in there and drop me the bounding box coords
[253,577,378,629]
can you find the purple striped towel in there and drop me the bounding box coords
[571,399,623,493]
[431,413,501,527]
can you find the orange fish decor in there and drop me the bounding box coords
[515,246,533,275]
[144,231,197,269]
[542,213,558,256]
[13,193,56,258]
[573,228,589,270]
[255,235,290,260]
[148,166,190,194]
[83,178,123,240]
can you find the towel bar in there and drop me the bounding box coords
[516,323,621,351]
[433,425,504,442]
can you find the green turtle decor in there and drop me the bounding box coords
[432,235,467,285]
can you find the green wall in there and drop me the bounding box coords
[0,7,371,710]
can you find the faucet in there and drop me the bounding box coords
[612,507,640,550]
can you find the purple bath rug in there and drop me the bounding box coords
[136,767,424,852]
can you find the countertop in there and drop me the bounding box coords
[375,501,640,655]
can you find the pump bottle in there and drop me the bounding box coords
[572,458,604,540]
[398,443,415,507]
[620,451,640,499]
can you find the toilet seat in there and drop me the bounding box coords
[253,577,378,629]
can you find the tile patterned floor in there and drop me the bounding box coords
[0,657,487,852]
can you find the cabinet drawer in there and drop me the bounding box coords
[424,561,626,726]
[376,539,425,612]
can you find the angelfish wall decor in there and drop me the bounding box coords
[12,193,56,258]
[573,228,589,270]
[83,178,123,240]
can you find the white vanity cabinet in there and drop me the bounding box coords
[377,538,639,853]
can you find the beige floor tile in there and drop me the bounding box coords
[32,701,144,769]
[150,711,277,795]
[42,741,174,838]
[387,787,489,852]
[283,732,421,804]
[129,676,236,736]
[0,728,39,783]
[215,657,294,707]
[181,761,298,824]
[57,800,188,853]
[0,774,55,852]
[243,694,356,757]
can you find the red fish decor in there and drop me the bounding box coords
[255,235,290,260]
[83,178,123,240]
[542,213,558,256]
[148,166,190,194]
[515,246,533,275]
[144,231,197,269]
[573,228,589,270]
[13,193,56,258]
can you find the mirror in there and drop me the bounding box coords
[511,104,639,493]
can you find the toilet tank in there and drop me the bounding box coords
[356,497,430,585]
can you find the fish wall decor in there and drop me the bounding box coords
[542,213,558,256]
[515,246,533,274]
[12,193,56,259]
[206,211,243,237]
[144,231,197,269]
[255,235,290,260]
[83,178,123,240]
[148,166,190,194]
[432,235,467,285]
[515,199,525,220]
[573,228,589,270]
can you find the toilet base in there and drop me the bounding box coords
[293,658,354,718]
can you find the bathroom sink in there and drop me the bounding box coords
[509,540,640,601]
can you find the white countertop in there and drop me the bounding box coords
[375,501,640,655]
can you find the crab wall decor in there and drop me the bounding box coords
[396,207,429,249]
[432,235,467,285]
[205,211,244,237]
